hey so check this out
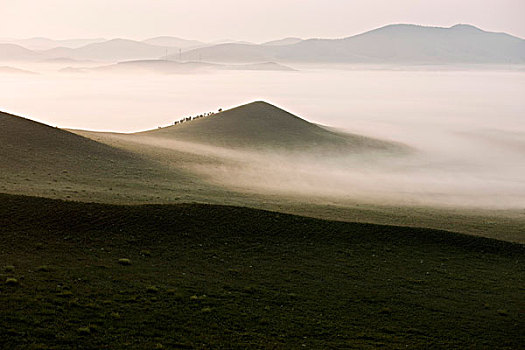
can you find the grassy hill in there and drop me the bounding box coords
[0,193,523,348]
[2,107,523,243]
[0,110,206,203]
[140,101,403,153]
[0,110,138,171]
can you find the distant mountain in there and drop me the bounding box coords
[3,37,106,50]
[142,36,205,49]
[177,24,525,64]
[40,47,76,60]
[58,67,89,74]
[140,101,402,153]
[262,37,303,46]
[211,39,255,45]
[0,110,140,173]
[0,43,41,61]
[174,43,273,63]
[3,24,523,64]
[93,60,216,73]
[67,60,295,74]
[0,66,37,75]
[222,62,295,71]
[42,39,168,62]
[41,57,89,64]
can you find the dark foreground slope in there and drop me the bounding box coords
[1,194,522,349]
[140,101,403,153]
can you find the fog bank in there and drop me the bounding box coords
[1,65,524,209]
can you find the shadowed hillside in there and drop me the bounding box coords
[141,101,404,153]
[0,111,139,171]
[0,110,207,203]
[0,193,523,349]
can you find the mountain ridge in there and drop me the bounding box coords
[177,24,525,64]
[2,24,524,64]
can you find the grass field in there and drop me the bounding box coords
[1,193,523,349]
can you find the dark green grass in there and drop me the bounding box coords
[0,193,523,349]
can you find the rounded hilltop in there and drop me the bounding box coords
[141,101,404,154]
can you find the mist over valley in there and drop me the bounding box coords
[1,8,524,348]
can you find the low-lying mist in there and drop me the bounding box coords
[123,133,525,209]
[1,63,524,209]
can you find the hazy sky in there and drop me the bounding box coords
[1,0,524,41]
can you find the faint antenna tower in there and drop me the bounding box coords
[179,48,182,61]
[165,48,168,61]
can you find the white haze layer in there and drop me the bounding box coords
[0,64,524,209]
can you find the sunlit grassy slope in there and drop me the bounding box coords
[0,194,523,349]
[1,106,524,243]
[0,110,213,202]
[140,101,404,153]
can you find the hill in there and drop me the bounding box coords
[93,60,216,73]
[0,193,523,348]
[173,43,273,63]
[87,60,295,74]
[0,110,190,202]
[6,24,522,64]
[0,43,41,61]
[0,110,138,171]
[142,36,205,49]
[328,24,525,63]
[0,66,36,75]
[0,109,237,204]
[140,101,402,153]
[42,39,168,62]
[2,107,522,243]
[178,24,525,64]
[223,61,295,71]
[262,37,304,46]
[3,37,106,50]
